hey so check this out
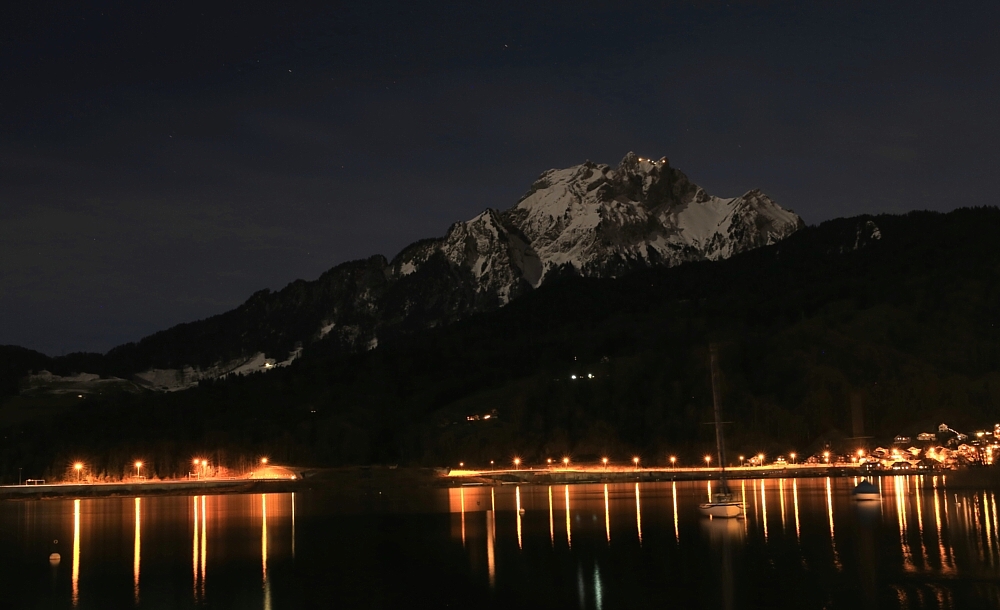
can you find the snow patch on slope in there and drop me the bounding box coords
[133,350,299,392]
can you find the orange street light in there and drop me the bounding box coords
[135,461,143,479]
[790,452,797,464]
[758,453,765,467]
[670,456,676,468]
[513,457,521,470]
[261,457,269,465]
[563,457,570,467]
[823,451,830,463]
[602,457,608,471]
[633,456,640,471]
[704,455,712,467]
[74,462,83,482]
[738,455,745,467]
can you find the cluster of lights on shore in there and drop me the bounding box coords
[68,456,271,481]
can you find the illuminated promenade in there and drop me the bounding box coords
[447,463,866,484]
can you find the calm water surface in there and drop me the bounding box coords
[2,476,998,609]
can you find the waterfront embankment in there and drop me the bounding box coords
[443,464,882,487]
[0,478,300,500]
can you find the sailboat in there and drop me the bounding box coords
[699,345,744,519]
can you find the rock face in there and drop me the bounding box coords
[45,153,805,389]
[402,153,803,307]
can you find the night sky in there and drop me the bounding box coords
[3,1,998,356]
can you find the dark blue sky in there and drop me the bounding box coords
[3,1,998,355]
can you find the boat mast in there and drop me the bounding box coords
[709,344,729,488]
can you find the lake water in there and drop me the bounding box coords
[1,476,998,609]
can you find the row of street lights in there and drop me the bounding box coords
[508,456,646,471]
[470,451,814,471]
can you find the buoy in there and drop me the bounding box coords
[49,553,61,563]
[518,508,526,515]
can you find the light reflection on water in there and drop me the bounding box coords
[8,478,1000,608]
[444,477,1000,608]
[72,498,79,607]
[133,497,140,605]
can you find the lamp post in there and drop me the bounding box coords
[135,461,143,479]
[633,456,640,471]
[670,456,676,469]
[74,462,83,483]
[261,457,268,466]
[704,455,712,468]
[739,455,745,467]
[790,452,797,465]
[490,460,494,472]
[758,453,765,467]
[513,457,521,471]
[602,457,608,471]
[823,451,830,464]
[563,457,570,468]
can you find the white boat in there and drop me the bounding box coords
[699,345,744,519]
[700,498,744,518]
[851,480,880,501]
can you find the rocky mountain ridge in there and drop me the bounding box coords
[13,153,804,391]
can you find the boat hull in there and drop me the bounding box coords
[699,502,743,518]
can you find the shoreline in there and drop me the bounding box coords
[0,478,301,501]
[439,464,955,487]
[5,463,984,500]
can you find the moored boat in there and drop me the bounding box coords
[700,499,744,518]
[699,345,744,519]
[852,479,880,501]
